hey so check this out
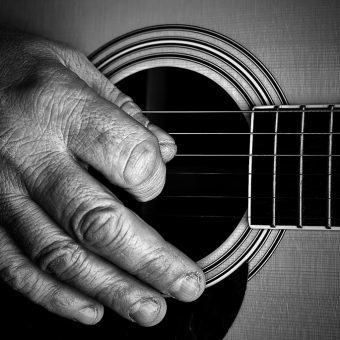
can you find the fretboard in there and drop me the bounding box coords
[249,104,340,230]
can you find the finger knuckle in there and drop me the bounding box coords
[75,204,130,251]
[44,284,74,312]
[52,42,89,72]
[0,262,39,295]
[35,282,77,314]
[115,91,133,108]
[123,137,160,187]
[61,44,86,63]
[12,61,57,94]
[4,60,79,115]
[35,240,85,280]
[94,276,131,308]
[132,246,172,283]
[36,64,82,97]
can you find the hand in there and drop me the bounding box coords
[0,27,205,327]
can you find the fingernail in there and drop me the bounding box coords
[159,140,177,162]
[77,306,98,324]
[128,298,160,325]
[169,272,202,302]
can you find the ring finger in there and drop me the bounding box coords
[2,194,166,326]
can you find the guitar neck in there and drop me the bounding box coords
[249,104,340,230]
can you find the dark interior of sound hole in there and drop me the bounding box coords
[114,67,249,261]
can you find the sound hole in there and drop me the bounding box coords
[116,67,249,261]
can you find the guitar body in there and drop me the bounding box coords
[1,0,340,339]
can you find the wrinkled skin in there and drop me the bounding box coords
[0,27,205,327]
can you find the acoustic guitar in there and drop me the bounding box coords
[1,1,340,339]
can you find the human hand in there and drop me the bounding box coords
[0,27,205,327]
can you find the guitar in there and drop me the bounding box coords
[1,1,340,339]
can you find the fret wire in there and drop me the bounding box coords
[160,195,340,199]
[146,214,254,218]
[144,215,339,220]
[169,132,340,135]
[328,106,334,229]
[143,109,340,114]
[169,172,340,175]
[248,109,255,226]
[299,106,305,228]
[250,225,340,230]
[245,217,336,220]
[272,108,279,227]
[175,154,340,157]
[141,216,340,222]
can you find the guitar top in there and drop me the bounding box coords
[1,1,340,339]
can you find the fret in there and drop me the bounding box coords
[276,108,300,226]
[328,106,334,228]
[272,108,279,227]
[298,106,305,228]
[303,109,329,226]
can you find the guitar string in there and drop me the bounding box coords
[168,132,340,134]
[175,154,340,156]
[328,106,334,227]
[143,110,340,113]
[144,214,335,220]
[158,196,340,200]
[144,110,340,225]
[146,110,340,133]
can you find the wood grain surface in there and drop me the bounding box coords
[0,1,340,339]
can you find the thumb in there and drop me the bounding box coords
[55,45,177,163]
